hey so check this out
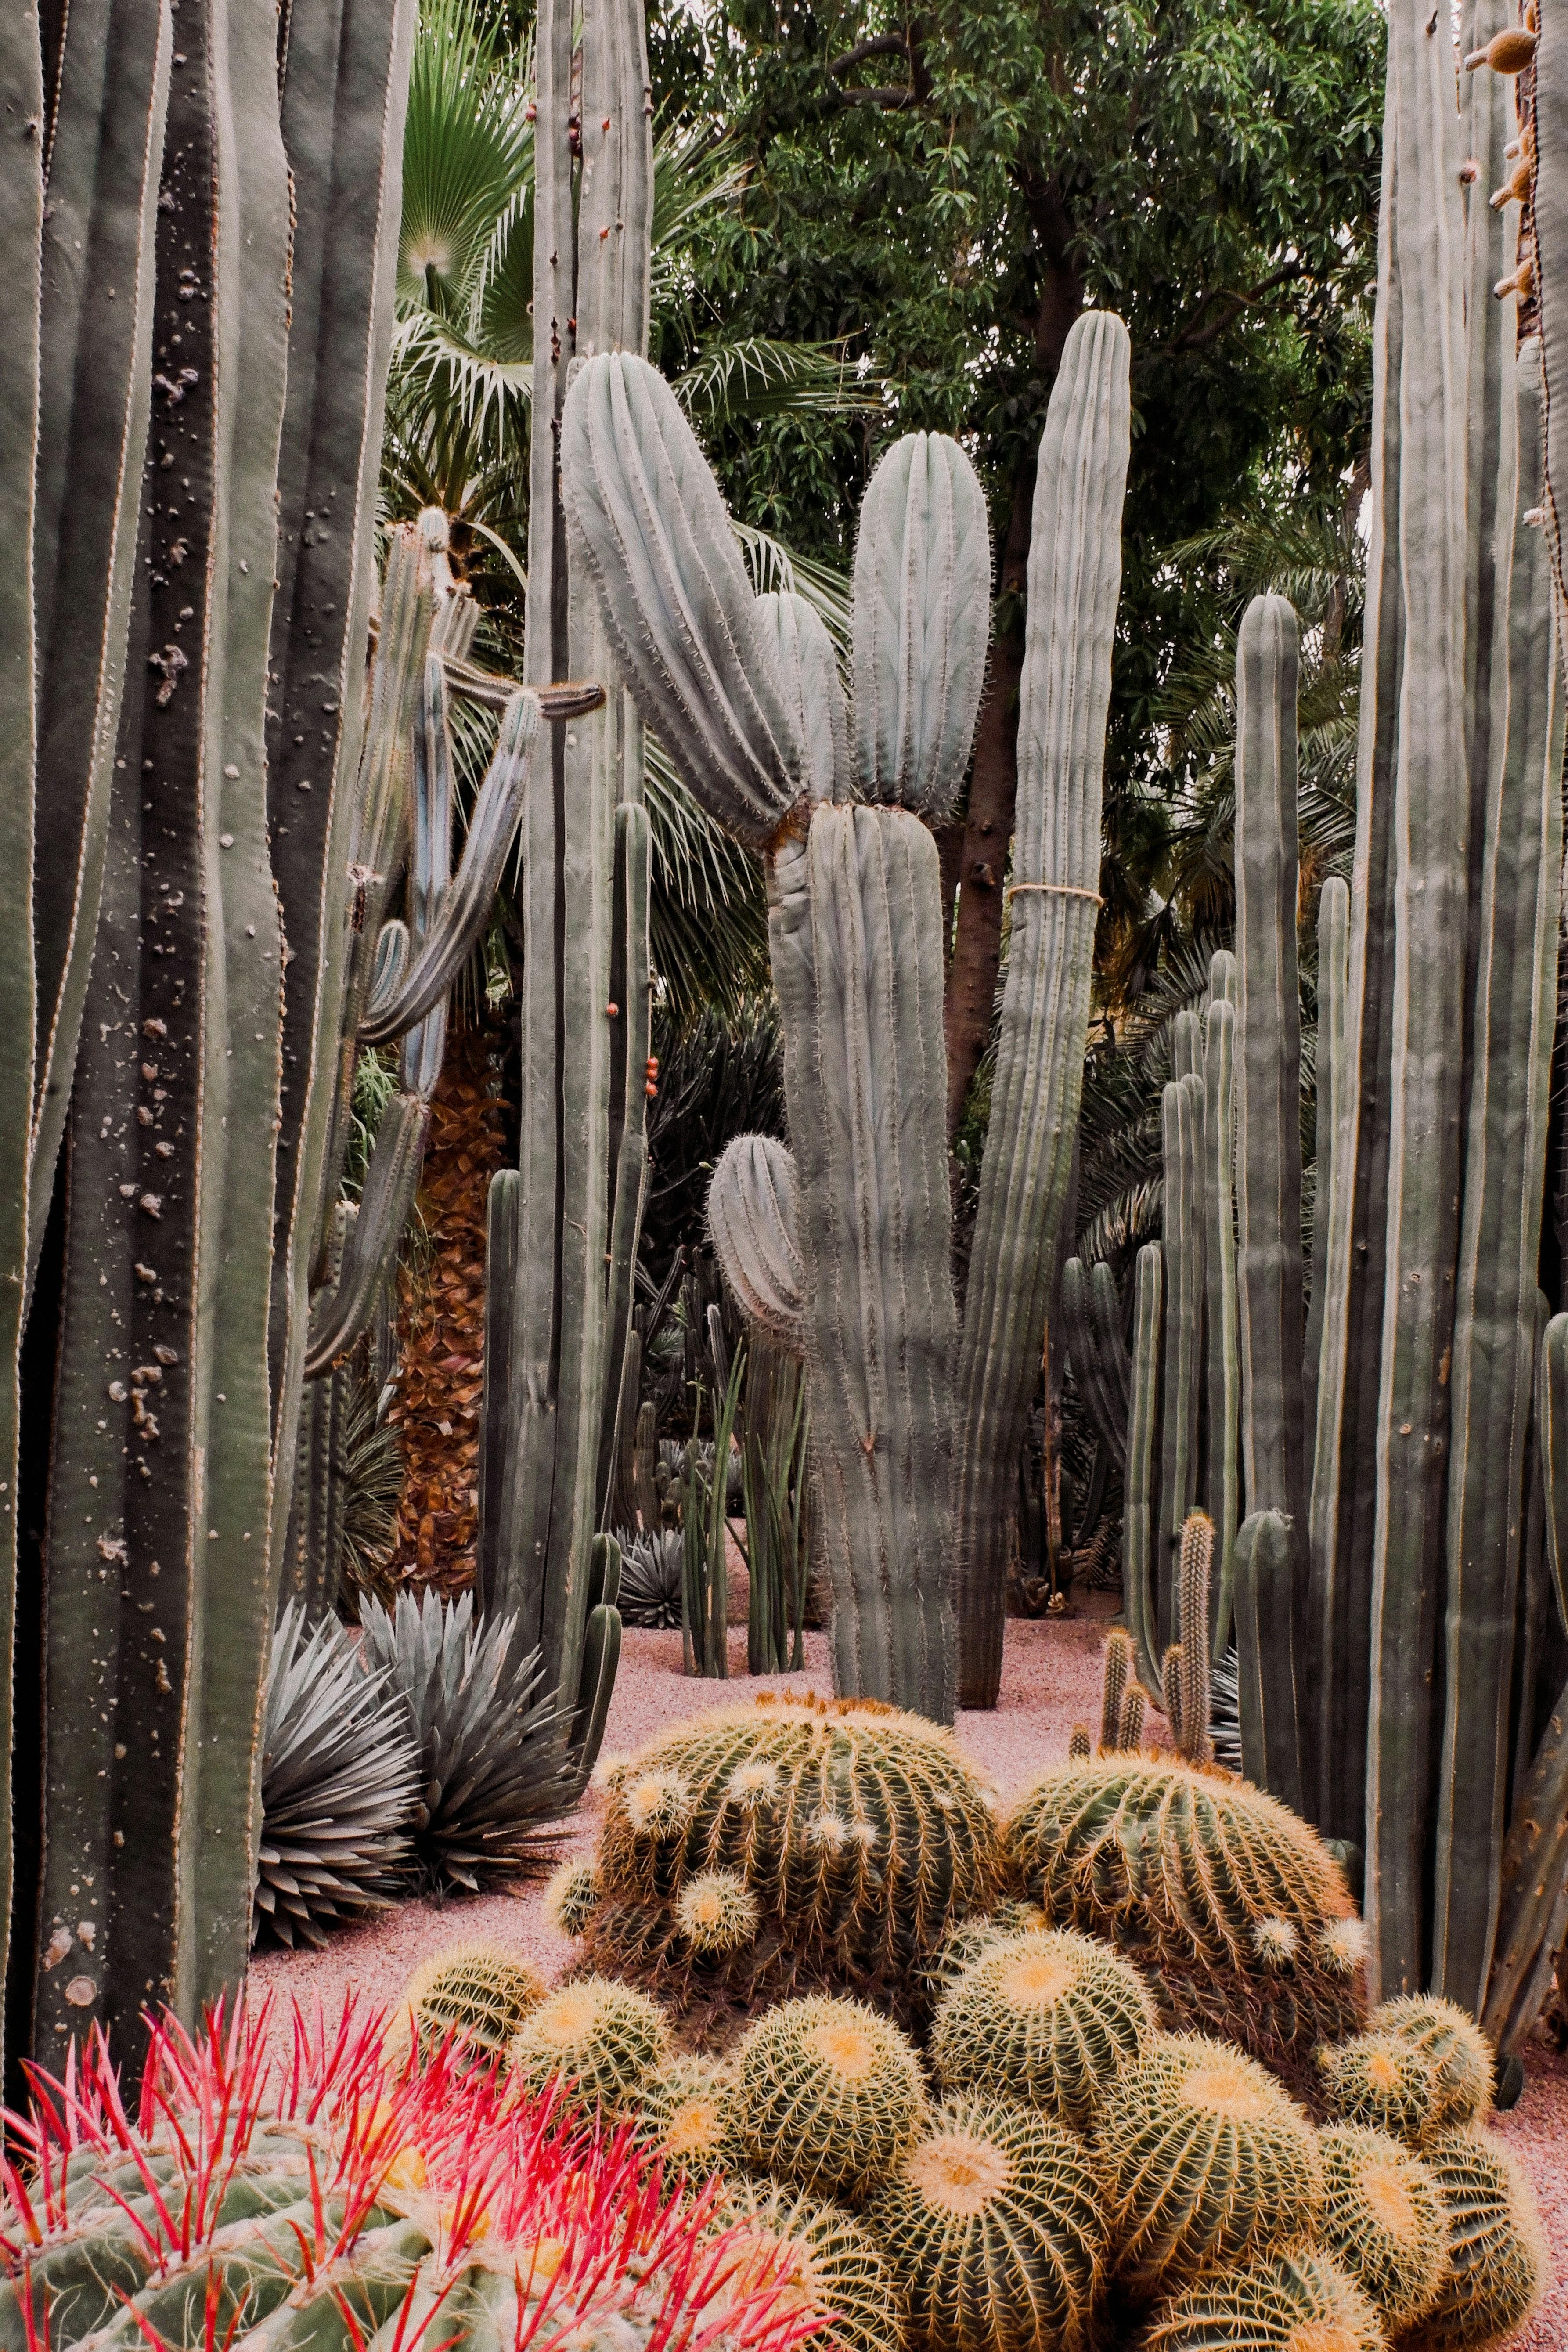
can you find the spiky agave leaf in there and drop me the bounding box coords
[362,1590,574,1894]
[253,1603,420,1948]
[618,1528,685,1629]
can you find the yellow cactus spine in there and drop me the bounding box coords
[931,1927,1156,2132]
[732,1995,928,2199]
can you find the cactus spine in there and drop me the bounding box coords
[952,313,1132,1708]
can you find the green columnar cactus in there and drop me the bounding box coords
[1099,2036,1323,2300]
[478,0,650,1764]
[1007,1755,1365,2069]
[29,0,295,2059]
[1201,956,1240,1655]
[398,1941,548,2068]
[952,312,1132,1709]
[508,1977,671,2118]
[1157,1075,1205,1641]
[1099,1625,1133,1749]
[732,1997,929,2198]
[864,2096,1106,2352]
[1060,1258,1127,1460]
[1306,873,1357,1817]
[1317,2125,1449,2330]
[1168,1512,1215,1765]
[1233,1511,1305,1810]
[1416,2130,1550,2348]
[930,1925,1156,2130]
[1138,2245,1384,2352]
[583,1694,1006,2014]
[1434,321,1565,2013]
[1123,1243,1166,1697]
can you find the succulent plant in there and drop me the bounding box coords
[865,2094,1106,2352]
[507,1977,671,2120]
[362,1590,573,1895]
[1317,2125,1449,2330]
[1368,1995,1494,2134]
[0,2008,824,2352]
[636,2056,741,2174]
[1099,2035,1323,2300]
[930,1926,1156,2132]
[916,1903,1049,2006]
[252,1602,419,1949]
[544,1857,605,1941]
[718,2180,906,2352]
[732,1996,928,2200]
[1318,2031,1445,2149]
[1006,1756,1364,2071]
[581,1693,1006,2026]
[674,1871,761,1955]
[1137,2244,1384,2352]
[618,1528,686,1630]
[1414,2130,1550,2349]
[397,1942,547,2071]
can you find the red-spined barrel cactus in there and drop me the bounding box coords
[0,2004,829,2352]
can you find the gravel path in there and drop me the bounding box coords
[248,1611,1565,2342]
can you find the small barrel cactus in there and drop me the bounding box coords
[732,1996,928,2199]
[1368,1993,1494,2133]
[544,1857,604,1941]
[636,2056,740,2175]
[1006,1757,1363,2070]
[719,2181,906,2352]
[1415,2131,1550,2349]
[397,1941,546,2069]
[1137,2244,1385,2352]
[507,1976,670,2118]
[915,1902,1048,2006]
[1099,2035,1323,2300]
[584,1693,1006,2024]
[1317,2125,1449,2330]
[1318,2031,1445,2149]
[930,1927,1156,2132]
[864,2094,1106,2352]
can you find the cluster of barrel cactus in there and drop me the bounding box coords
[544,1692,1007,2035]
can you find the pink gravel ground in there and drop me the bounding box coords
[248,1609,1567,2347]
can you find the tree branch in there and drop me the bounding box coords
[829,32,909,76]
[1168,259,1308,354]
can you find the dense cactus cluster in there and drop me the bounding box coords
[1005,1755,1365,2074]
[575,1692,1007,2033]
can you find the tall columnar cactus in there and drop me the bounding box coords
[0,0,421,2072]
[952,314,1132,1708]
[476,0,650,1771]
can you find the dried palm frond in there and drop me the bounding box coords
[253,1602,419,1948]
[361,1589,574,1894]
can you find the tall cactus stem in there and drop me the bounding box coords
[1233,1510,1304,1808]
[1122,1243,1165,1701]
[1202,960,1241,1658]
[1100,1628,1132,1752]
[1156,1077,1204,1647]
[1434,331,1564,2012]
[1177,1510,1215,1767]
[1307,874,1355,1815]
[952,314,1131,1708]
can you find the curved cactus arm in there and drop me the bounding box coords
[360,675,545,1047]
[1122,1242,1165,1702]
[755,590,851,804]
[851,431,991,821]
[303,1093,429,1378]
[708,1133,806,1355]
[1233,1509,1305,1813]
[1434,330,1565,2013]
[560,350,802,846]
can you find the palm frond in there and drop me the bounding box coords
[674,337,876,428]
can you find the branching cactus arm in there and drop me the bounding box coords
[755,590,851,804]
[851,430,990,822]
[709,1134,807,1355]
[561,351,803,845]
